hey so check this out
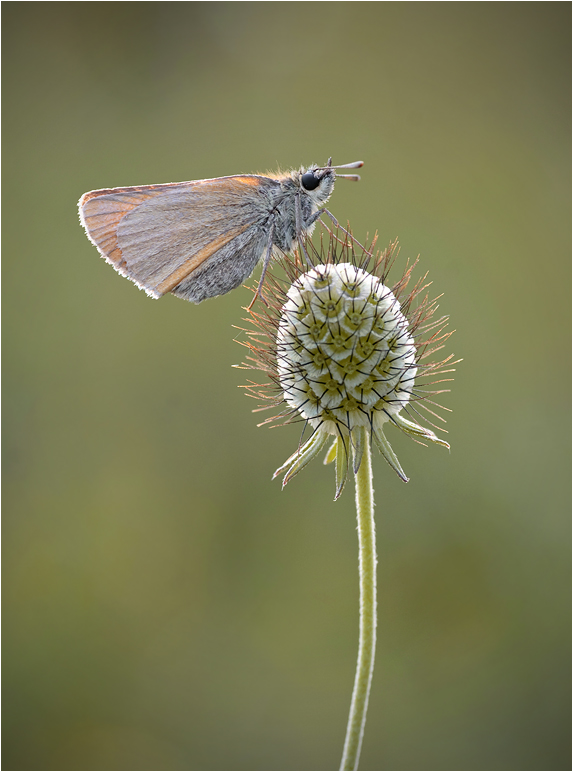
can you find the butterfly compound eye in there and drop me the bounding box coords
[301,171,321,191]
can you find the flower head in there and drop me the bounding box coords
[239,230,457,499]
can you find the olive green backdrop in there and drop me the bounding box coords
[3,3,570,770]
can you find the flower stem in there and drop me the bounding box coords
[340,428,377,771]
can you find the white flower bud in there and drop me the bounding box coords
[277,263,417,437]
[241,234,457,497]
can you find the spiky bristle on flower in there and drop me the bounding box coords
[236,226,458,499]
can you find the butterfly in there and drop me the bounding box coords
[78,158,363,305]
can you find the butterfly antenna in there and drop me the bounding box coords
[317,160,364,170]
[318,159,363,181]
[335,174,361,181]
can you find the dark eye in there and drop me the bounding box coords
[301,171,321,191]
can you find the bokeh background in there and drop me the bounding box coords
[3,3,570,771]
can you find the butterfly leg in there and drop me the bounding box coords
[319,209,371,257]
[247,223,275,310]
[295,193,315,266]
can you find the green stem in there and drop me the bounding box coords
[340,428,377,771]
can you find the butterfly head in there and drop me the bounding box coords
[298,158,363,205]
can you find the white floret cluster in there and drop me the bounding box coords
[277,262,417,436]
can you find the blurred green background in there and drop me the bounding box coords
[3,3,570,770]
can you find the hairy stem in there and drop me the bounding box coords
[340,428,377,771]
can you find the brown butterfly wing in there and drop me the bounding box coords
[79,176,276,299]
